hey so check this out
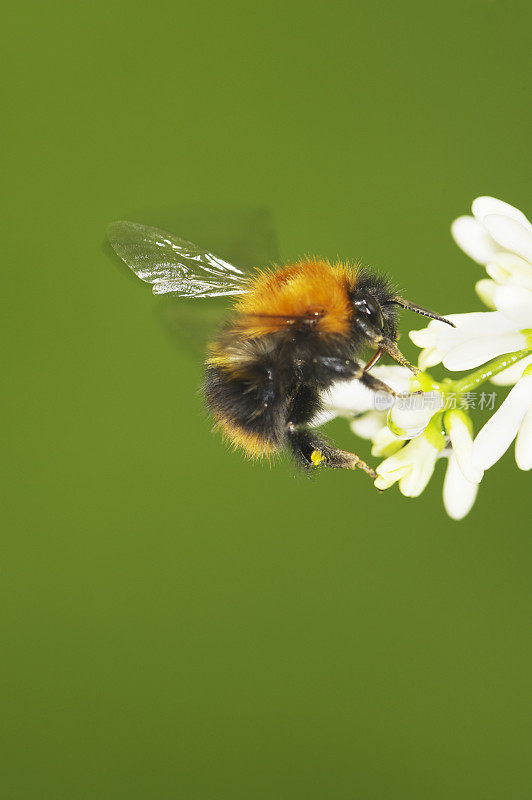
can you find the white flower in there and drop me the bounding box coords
[319,197,532,520]
[472,365,532,471]
[375,409,482,516]
[349,409,405,458]
[350,410,387,439]
[410,311,530,372]
[349,393,444,458]
[451,196,532,269]
[374,430,443,497]
[369,425,405,458]
[442,452,479,521]
[355,389,448,472]
[410,197,532,374]
[445,409,484,483]
[320,366,463,500]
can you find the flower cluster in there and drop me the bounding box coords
[449,197,532,473]
[320,196,532,520]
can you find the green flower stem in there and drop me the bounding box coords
[414,347,532,400]
[454,349,532,393]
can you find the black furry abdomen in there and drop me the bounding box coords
[204,363,292,455]
[203,322,361,459]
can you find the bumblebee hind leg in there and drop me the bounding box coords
[285,423,377,478]
[285,383,377,479]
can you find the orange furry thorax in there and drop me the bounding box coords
[234,258,358,338]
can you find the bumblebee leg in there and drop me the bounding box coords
[312,356,419,404]
[363,347,383,371]
[285,423,377,479]
[310,357,404,400]
[312,356,364,383]
[286,384,377,478]
[359,371,424,405]
[358,370,397,398]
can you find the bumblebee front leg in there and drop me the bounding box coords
[285,423,377,480]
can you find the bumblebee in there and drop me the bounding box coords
[108,221,453,479]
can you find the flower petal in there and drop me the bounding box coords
[443,332,528,371]
[374,463,410,490]
[486,253,532,290]
[451,216,500,265]
[443,452,479,520]
[515,404,532,471]
[475,279,498,309]
[370,427,404,458]
[417,346,444,370]
[433,312,514,347]
[375,435,442,497]
[321,379,374,415]
[493,284,532,328]
[409,327,435,348]
[410,312,513,366]
[439,314,519,370]
[472,373,532,469]
[445,409,484,483]
[350,410,387,440]
[369,365,413,390]
[483,214,532,264]
[446,311,517,337]
[472,196,532,231]
[398,444,439,497]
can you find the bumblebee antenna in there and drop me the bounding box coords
[389,296,455,327]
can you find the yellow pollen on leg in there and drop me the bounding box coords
[310,449,325,466]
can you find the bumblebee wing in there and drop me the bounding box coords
[107,220,252,298]
[160,298,230,358]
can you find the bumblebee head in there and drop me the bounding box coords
[352,293,390,338]
[350,278,454,373]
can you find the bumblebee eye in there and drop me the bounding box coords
[353,295,384,331]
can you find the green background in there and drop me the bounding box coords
[3,1,532,797]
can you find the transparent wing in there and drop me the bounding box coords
[107,220,252,298]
